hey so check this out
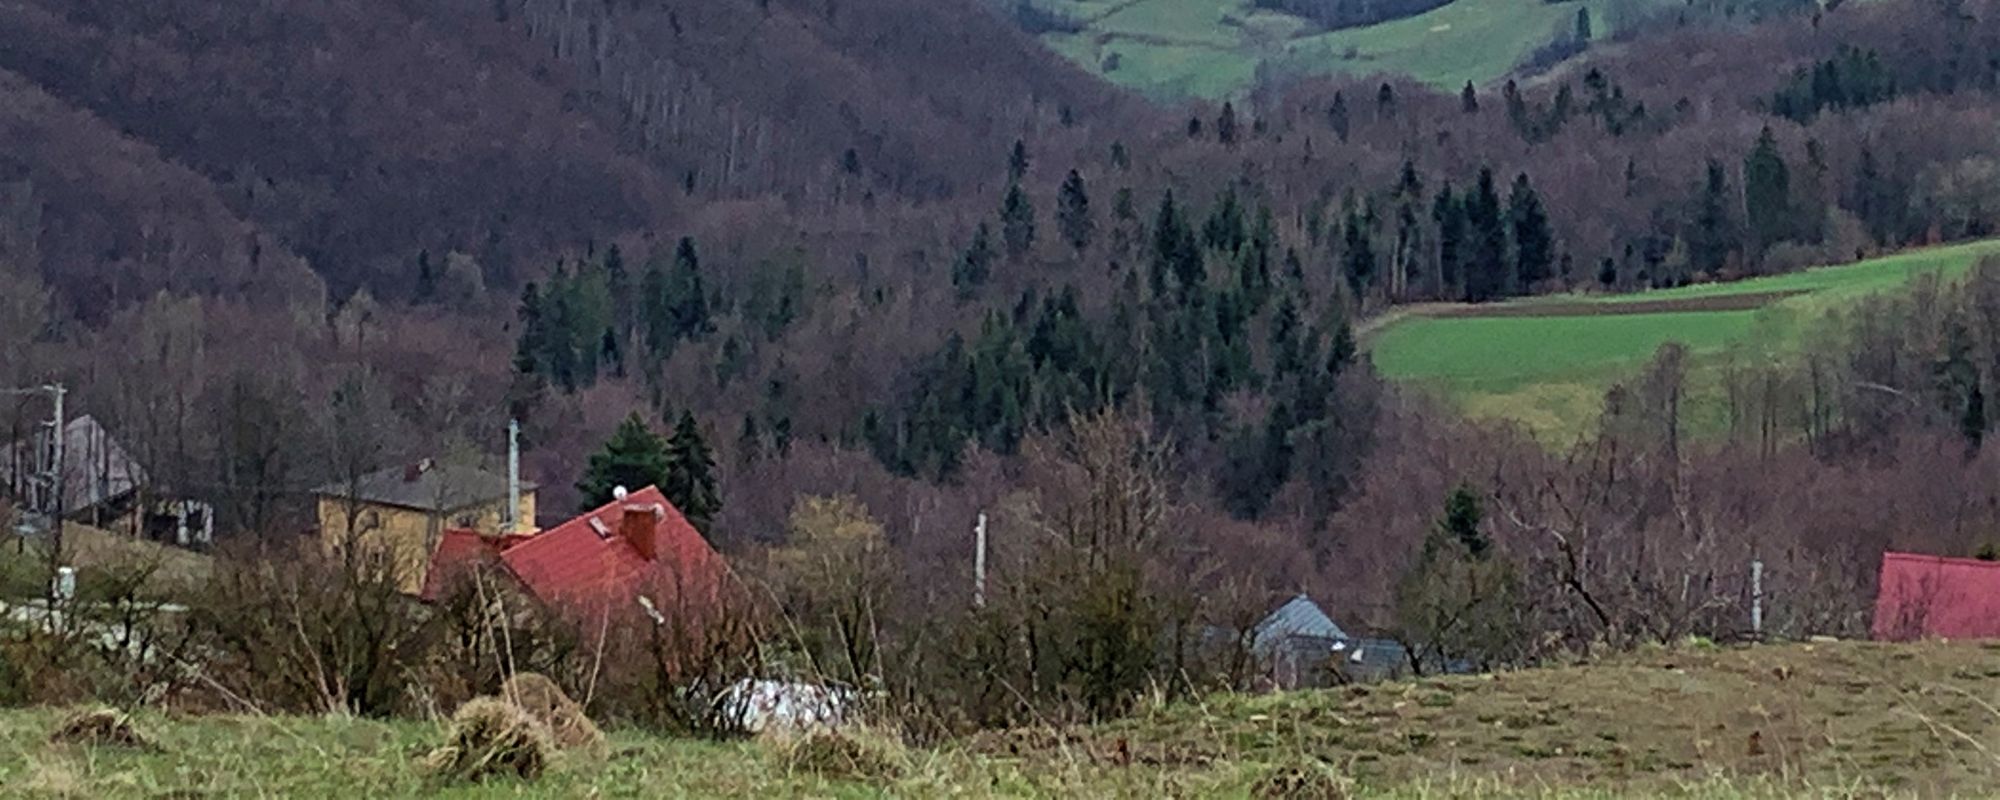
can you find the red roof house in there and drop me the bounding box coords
[1872,551,2000,641]
[422,486,724,622]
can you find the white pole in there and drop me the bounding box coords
[974,512,987,609]
[506,418,521,533]
[47,383,63,561]
[1751,559,1764,639]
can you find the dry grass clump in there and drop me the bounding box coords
[1250,757,1352,800]
[781,730,905,783]
[423,697,553,783]
[48,707,153,749]
[502,672,606,758]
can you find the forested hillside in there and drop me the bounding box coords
[7,0,2000,650]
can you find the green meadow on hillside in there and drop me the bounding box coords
[1369,239,2000,444]
[1035,0,1667,99]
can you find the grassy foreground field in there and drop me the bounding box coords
[1035,0,1668,99]
[4,641,2000,797]
[1369,239,2000,444]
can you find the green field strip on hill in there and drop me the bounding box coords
[1368,239,2000,443]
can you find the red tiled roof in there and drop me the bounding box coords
[1873,551,2000,641]
[421,486,723,620]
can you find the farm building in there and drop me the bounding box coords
[1873,551,2000,641]
[421,485,724,624]
[315,460,535,594]
[0,414,215,546]
[1251,594,1412,688]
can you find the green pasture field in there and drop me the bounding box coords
[1368,239,2000,444]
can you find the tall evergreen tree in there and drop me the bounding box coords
[1327,91,1350,142]
[1001,184,1037,259]
[1433,185,1467,296]
[1461,82,1479,113]
[669,236,711,340]
[576,412,672,510]
[414,249,437,303]
[1216,101,1240,146]
[1438,483,1490,559]
[1508,173,1554,289]
[953,222,997,294]
[1057,169,1095,252]
[1574,7,1592,45]
[1744,126,1793,254]
[1008,139,1030,183]
[1691,160,1736,274]
[1342,208,1377,295]
[664,410,722,530]
[1466,168,1509,302]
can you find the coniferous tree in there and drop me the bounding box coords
[1461,82,1479,113]
[1216,101,1240,146]
[1439,483,1490,558]
[1574,7,1592,45]
[953,222,997,294]
[1377,82,1397,118]
[1466,168,1509,302]
[1057,169,1095,252]
[1433,185,1467,296]
[577,412,672,510]
[1001,184,1037,259]
[1508,173,1554,289]
[1008,139,1030,183]
[1691,160,1736,274]
[1342,208,1377,295]
[664,410,722,530]
[415,250,437,303]
[1744,126,1793,254]
[1328,91,1350,142]
[603,243,630,336]
[640,256,672,355]
[669,236,711,340]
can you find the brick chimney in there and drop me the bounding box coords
[621,503,663,562]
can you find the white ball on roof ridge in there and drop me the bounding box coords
[613,486,629,500]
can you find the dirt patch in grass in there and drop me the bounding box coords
[1436,289,1807,319]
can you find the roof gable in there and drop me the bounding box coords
[313,462,531,512]
[0,415,148,511]
[1252,594,1349,654]
[428,486,722,616]
[1874,551,2000,640]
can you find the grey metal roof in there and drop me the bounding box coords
[312,462,531,512]
[0,415,148,511]
[1251,594,1349,654]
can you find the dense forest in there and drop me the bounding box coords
[7,0,2000,642]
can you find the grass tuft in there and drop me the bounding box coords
[48,707,152,750]
[423,697,553,783]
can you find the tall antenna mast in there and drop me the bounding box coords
[506,418,521,534]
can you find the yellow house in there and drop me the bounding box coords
[315,460,536,593]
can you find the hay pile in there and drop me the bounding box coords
[423,698,553,782]
[781,731,904,783]
[502,672,606,758]
[48,707,153,750]
[1250,757,1352,800]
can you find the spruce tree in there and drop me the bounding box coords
[1574,7,1592,45]
[415,249,437,303]
[1057,169,1095,252]
[1001,184,1037,260]
[1744,126,1793,254]
[1508,173,1554,290]
[1438,483,1490,559]
[952,222,996,294]
[1433,185,1467,297]
[1461,82,1479,113]
[1327,91,1350,142]
[664,410,722,530]
[1007,139,1030,183]
[1216,101,1240,146]
[576,412,672,510]
[1466,168,1509,302]
[1691,160,1735,274]
[1342,208,1376,295]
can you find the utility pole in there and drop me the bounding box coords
[506,418,521,534]
[3,383,65,583]
[1751,559,1764,640]
[974,512,987,609]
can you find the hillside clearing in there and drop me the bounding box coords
[1369,239,2000,443]
[1,641,1996,796]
